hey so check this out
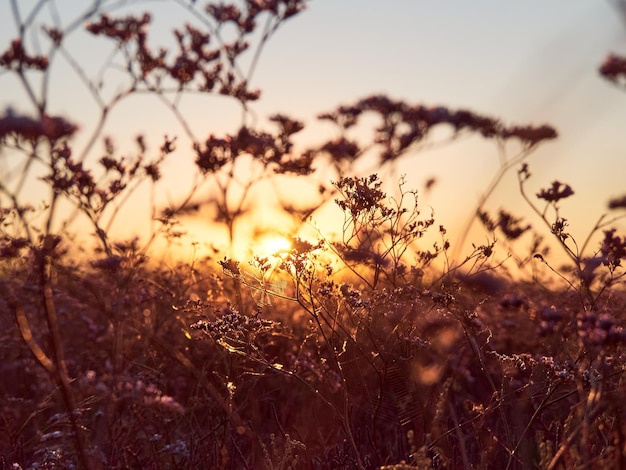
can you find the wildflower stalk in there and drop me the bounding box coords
[40,254,93,469]
[505,382,562,470]
[517,165,626,307]
[295,282,366,469]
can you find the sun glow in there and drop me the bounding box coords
[254,234,292,258]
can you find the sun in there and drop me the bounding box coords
[255,234,292,257]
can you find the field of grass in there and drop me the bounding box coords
[1,1,626,469]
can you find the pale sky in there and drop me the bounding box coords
[1,0,625,263]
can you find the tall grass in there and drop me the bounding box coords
[1,1,626,468]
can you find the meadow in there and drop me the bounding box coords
[1,1,626,468]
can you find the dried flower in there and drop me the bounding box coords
[599,53,626,84]
[600,228,626,270]
[0,39,49,70]
[608,194,626,210]
[86,13,152,44]
[219,257,242,277]
[536,181,574,202]
[334,174,385,216]
[0,109,77,143]
[501,124,557,146]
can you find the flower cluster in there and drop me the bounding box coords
[499,125,558,146]
[318,94,557,163]
[550,217,570,243]
[536,180,575,203]
[206,0,306,32]
[577,311,626,348]
[42,26,63,46]
[600,228,626,271]
[479,209,531,240]
[195,121,309,175]
[608,194,626,210]
[171,23,222,87]
[0,39,48,70]
[494,352,576,381]
[0,109,77,144]
[85,12,260,99]
[82,3,305,97]
[270,114,304,137]
[320,137,361,164]
[599,53,626,85]
[339,283,371,309]
[45,143,101,201]
[334,174,386,217]
[218,257,242,277]
[85,13,152,44]
[42,135,167,216]
[189,305,278,343]
[274,149,314,175]
[279,237,324,276]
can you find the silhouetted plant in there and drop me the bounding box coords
[513,163,626,309]
[1,1,626,469]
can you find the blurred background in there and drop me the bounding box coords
[1,0,625,266]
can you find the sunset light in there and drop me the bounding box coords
[254,234,292,258]
[2,1,626,468]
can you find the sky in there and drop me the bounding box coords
[1,0,625,265]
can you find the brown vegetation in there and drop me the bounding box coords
[1,1,626,468]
